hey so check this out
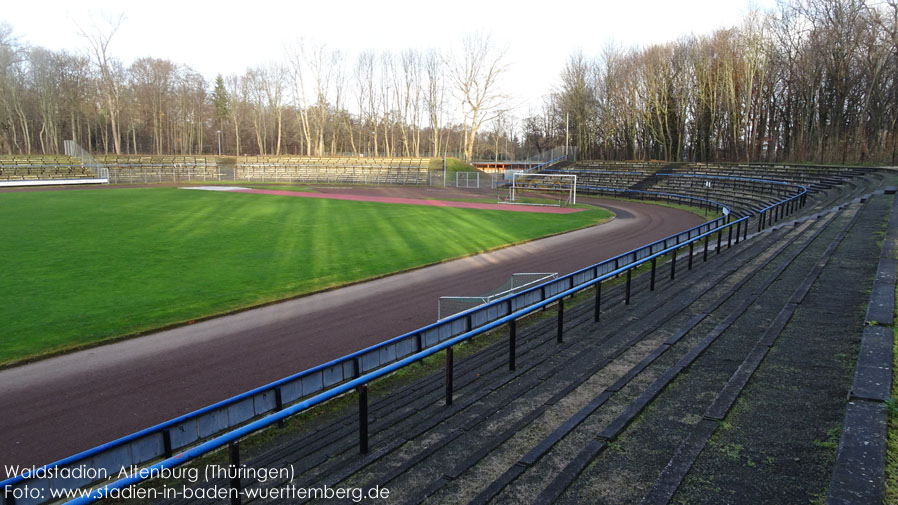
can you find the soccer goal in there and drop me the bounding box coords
[501,172,577,207]
[438,272,558,320]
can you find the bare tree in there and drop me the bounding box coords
[424,49,445,156]
[225,74,249,156]
[130,57,176,154]
[355,51,378,156]
[287,40,339,156]
[450,34,509,162]
[77,13,124,154]
[261,63,286,155]
[0,23,21,154]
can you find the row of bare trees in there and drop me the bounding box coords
[216,36,512,161]
[0,21,511,161]
[5,0,893,165]
[531,0,898,165]
[0,21,210,156]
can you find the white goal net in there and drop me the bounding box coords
[501,172,577,207]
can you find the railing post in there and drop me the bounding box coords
[625,269,632,305]
[735,221,741,245]
[415,334,424,366]
[557,298,564,343]
[688,241,694,270]
[727,226,733,249]
[703,235,709,262]
[509,319,517,371]
[163,428,173,458]
[594,281,601,322]
[650,258,656,291]
[358,383,369,454]
[716,230,722,254]
[4,484,16,505]
[744,220,749,241]
[445,346,454,406]
[229,441,242,505]
[670,248,677,280]
[275,387,285,428]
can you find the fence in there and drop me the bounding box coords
[0,180,809,505]
[63,140,108,180]
[456,171,501,189]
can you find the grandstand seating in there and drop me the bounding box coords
[95,155,219,183]
[548,161,879,217]
[0,155,96,181]
[235,156,432,185]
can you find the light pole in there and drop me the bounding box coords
[216,130,222,156]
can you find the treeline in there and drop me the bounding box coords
[2,0,896,165]
[0,23,513,161]
[532,0,898,164]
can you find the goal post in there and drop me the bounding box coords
[438,272,558,320]
[506,172,577,206]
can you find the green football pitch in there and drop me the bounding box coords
[1,187,612,364]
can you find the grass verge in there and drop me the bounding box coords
[430,157,478,182]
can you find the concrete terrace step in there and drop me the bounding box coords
[499,205,859,505]
[654,195,892,505]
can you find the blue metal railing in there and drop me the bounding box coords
[0,177,809,505]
